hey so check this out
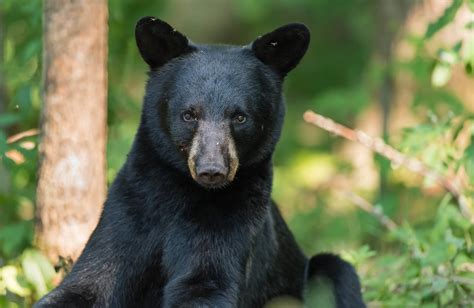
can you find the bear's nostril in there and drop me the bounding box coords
[199,172,224,183]
[200,172,211,182]
[209,172,225,183]
[196,165,227,186]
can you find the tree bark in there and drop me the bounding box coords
[37,0,108,262]
[374,0,411,196]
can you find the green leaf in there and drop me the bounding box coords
[425,0,463,39]
[467,0,474,12]
[4,39,14,64]
[0,131,7,156]
[431,63,452,87]
[432,277,448,293]
[445,229,465,249]
[0,223,31,256]
[465,140,474,183]
[0,113,21,127]
[444,203,472,231]
[465,21,474,30]
[452,40,463,53]
[20,39,41,62]
[21,250,55,296]
[466,62,473,75]
[454,253,471,270]
[463,39,474,76]
[439,49,459,65]
[0,265,31,297]
[424,241,453,266]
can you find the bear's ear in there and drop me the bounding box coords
[135,17,195,69]
[251,23,310,77]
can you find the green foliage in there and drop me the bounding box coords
[424,0,463,39]
[342,2,474,304]
[0,0,46,305]
[0,249,55,306]
[360,198,474,306]
[280,1,474,306]
[427,0,474,80]
[467,0,474,12]
[312,87,369,123]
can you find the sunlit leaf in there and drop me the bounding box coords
[467,0,474,12]
[465,142,474,184]
[424,241,454,266]
[453,253,470,269]
[22,250,54,296]
[439,49,459,65]
[4,39,14,64]
[463,39,474,76]
[425,0,463,39]
[431,63,452,87]
[290,152,338,189]
[0,266,30,297]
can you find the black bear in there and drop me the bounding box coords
[36,18,365,308]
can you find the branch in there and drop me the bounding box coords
[303,110,473,223]
[7,128,39,144]
[0,129,39,165]
[343,191,398,231]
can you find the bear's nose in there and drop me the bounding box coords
[196,164,227,186]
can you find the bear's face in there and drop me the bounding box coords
[136,18,310,189]
[143,48,282,189]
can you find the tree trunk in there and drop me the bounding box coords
[36,0,108,262]
[374,0,411,196]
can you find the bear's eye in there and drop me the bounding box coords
[233,114,247,124]
[182,111,197,122]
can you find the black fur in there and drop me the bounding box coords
[305,254,365,308]
[36,18,364,308]
[252,23,310,76]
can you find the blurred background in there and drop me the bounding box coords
[1,0,473,306]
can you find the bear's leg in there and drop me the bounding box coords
[35,221,154,307]
[305,253,365,308]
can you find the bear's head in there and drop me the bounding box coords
[135,17,310,189]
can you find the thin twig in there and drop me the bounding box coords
[452,276,474,285]
[343,191,398,231]
[7,128,39,144]
[303,110,473,223]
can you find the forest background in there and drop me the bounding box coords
[0,0,473,306]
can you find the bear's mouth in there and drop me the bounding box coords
[187,122,239,189]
